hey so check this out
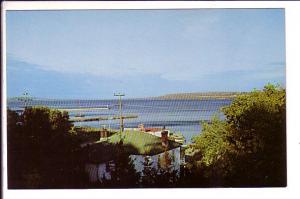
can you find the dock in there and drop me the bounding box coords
[69,115,138,122]
[58,106,109,112]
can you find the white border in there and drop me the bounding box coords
[0,1,297,10]
[2,1,300,199]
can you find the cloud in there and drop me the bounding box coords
[6,9,285,83]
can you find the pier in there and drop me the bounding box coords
[58,106,109,112]
[69,115,138,122]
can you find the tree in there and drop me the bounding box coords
[191,117,234,185]
[7,109,24,188]
[191,84,286,187]
[7,107,86,188]
[22,107,72,139]
[106,145,141,188]
[222,84,286,186]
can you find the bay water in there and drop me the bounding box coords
[8,98,232,143]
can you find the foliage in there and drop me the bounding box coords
[192,117,230,166]
[191,84,286,187]
[222,84,286,156]
[139,152,180,188]
[106,146,141,188]
[7,106,88,188]
[7,110,21,144]
[22,106,72,137]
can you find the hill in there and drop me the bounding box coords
[153,92,246,100]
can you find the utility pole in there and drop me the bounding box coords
[114,93,125,133]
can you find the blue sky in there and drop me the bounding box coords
[6,9,285,99]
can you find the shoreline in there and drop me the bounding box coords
[7,92,243,102]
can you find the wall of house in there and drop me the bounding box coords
[147,130,169,137]
[129,147,181,176]
[84,148,181,183]
[85,162,112,183]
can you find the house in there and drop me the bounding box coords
[129,147,181,177]
[81,142,117,182]
[82,130,182,183]
[137,123,171,137]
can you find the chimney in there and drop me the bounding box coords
[100,128,108,139]
[161,130,169,148]
[138,123,145,132]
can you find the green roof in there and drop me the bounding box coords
[108,131,181,156]
[83,131,181,163]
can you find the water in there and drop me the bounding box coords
[7,98,232,143]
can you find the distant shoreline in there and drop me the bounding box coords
[7,92,246,101]
[150,92,246,100]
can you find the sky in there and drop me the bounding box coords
[6,9,286,99]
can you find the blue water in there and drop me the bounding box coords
[7,98,232,143]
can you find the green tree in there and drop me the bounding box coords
[49,109,72,134]
[22,107,72,139]
[191,117,234,184]
[107,145,141,188]
[7,109,24,188]
[191,84,286,187]
[7,107,87,188]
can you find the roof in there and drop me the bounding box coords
[83,131,181,163]
[108,131,181,156]
[144,127,163,132]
